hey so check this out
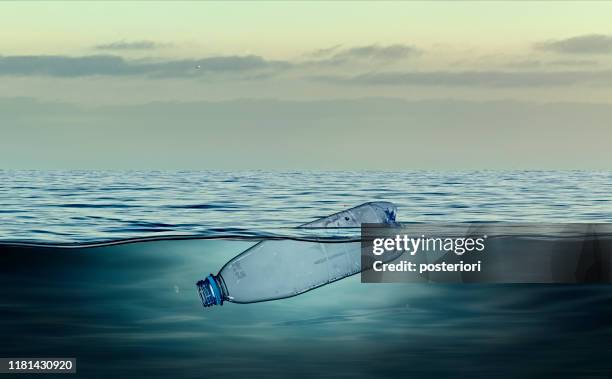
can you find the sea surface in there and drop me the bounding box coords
[2,170,612,243]
[1,170,612,378]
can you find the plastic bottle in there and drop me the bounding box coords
[299,201,397,228]
[197,201,399,307]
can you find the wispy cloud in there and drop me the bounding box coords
[308,43,421,65]
[535,34,612,54]
[94,40,169,50]
[505,60,543,69]
[550,59,599,67]
[505,59,599,69]
[0,54,291,78]
[311,69,612,87]
[335,44,421,60]
[307,44,343,58]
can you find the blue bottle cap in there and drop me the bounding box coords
[196,274,224,307]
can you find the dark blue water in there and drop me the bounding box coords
[1,170,612,378]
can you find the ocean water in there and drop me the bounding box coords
[1,170,612,378]
[2,170,612,243]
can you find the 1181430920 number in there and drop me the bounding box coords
[0,358,76,373]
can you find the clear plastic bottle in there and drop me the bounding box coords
[197,201,399,307]
[198,240,362,306]
[299,201,397,228]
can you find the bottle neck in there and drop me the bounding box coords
[196,274,224,307]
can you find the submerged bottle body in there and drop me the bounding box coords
[231,240,360,303]
[198,240,361,306]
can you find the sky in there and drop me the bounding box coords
[2,1,612,169]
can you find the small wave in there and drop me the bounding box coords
[59,203,139,209]
[165,203,241,210]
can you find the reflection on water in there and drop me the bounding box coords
[1,238,611,378]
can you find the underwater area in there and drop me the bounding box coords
[1,170,612,378]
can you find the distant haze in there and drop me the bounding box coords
[1,2,612,169]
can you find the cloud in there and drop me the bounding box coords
[94,40,168,50]
[0,54,291,78]
[505,60,542,69]
[334,44,420,60]
[311,69,612,87]
[307,44,343,58]
[535,34,612,54]
[505,59,599,69]
[550,59,599,67]
[308,44,421,65]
